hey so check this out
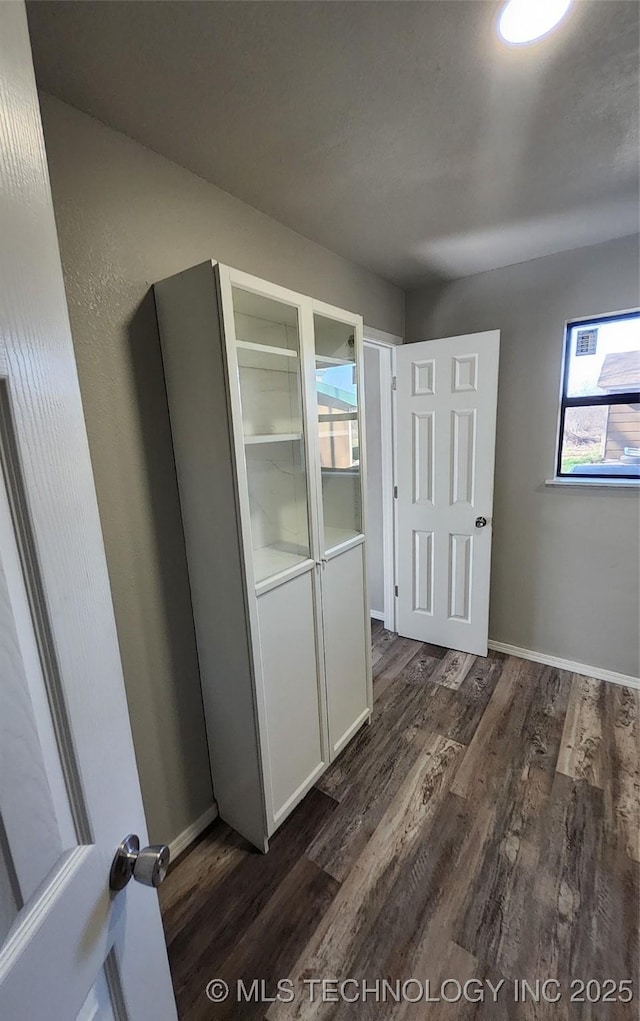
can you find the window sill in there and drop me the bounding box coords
[545,478,640,489]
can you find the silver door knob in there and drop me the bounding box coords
[475,516,488,528]
[109,834,170,891]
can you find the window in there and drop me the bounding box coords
[557,311,640,480]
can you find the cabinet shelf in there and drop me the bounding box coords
[324,525,362,551]
[315,354,353,367]
[237,340,297,357]
[253,546,310,585]
[318,412,358,423]
[244,432,303,445]
[237,340,299,373]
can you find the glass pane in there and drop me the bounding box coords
[0,841,19,946]
[314,314,363,551]
[232,287,311,583]
[560,403,640,476]
[566,313,640,399]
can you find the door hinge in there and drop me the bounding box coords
[392,376,397,391]
[393,485,398,499]
[395,585,399,597]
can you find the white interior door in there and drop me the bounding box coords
[395,332,500,655]
[0,5,176,1019]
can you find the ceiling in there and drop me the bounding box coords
[26,1,640,289]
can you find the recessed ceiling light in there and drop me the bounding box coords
[498,0,573,45]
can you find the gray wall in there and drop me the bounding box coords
[39,94,405,845]
[407,234,640,678]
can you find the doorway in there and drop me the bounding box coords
[363,328,401,633]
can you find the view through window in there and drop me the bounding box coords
[557,311,640,479]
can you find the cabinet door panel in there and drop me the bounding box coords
[322,544,370,756]
[230,285,313,585]
[257,570,325,827]
[312,313,364,553]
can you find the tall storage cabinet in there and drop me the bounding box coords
[155,262,372,851]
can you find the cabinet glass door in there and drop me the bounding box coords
[313,313,363,553]
[232,287,311,584]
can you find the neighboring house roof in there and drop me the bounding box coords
[597,351,640,391]
[317,382,357,409]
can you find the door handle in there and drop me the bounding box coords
[109,834,170,891]
[475,516,488,528]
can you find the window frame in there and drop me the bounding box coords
[556,308,640,482]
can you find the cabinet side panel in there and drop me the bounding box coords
[154,263,267,849]
[323,543,371,756]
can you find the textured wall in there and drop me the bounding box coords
[40,93,404,844]
[407,235,640,678]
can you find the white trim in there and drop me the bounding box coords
[312,297,362,327]
[391,344,399,634]
[488,641,640,690]
[270,758,327,828]
[364,340,396,631]
[565,306,640,327]
[168,803,219,862]
[370,610,385,622]
[331,706,372,758]
[363,325,403,347]
[545,478,640,489]
[381,346,396,632]
[216,264,274,840]
[362,325,401,632]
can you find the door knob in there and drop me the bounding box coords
[109,834,170,891]
[475,516,488,528]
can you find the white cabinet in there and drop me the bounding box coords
[322,544,370,757]
[154,262,372,850]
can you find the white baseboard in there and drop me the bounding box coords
[370,610,385,622]
[488,641,640,691]
[169,802,218,862]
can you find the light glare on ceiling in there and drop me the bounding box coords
[498,0,573,44]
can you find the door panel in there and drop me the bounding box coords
[0,5,175,1017]
[413,411,435,504]
[0,252,117,1021]
[450,408,476,505]
[322,544,370,756]
[412,529,434,615]
[396,332,500,655]
[257,570,326,827]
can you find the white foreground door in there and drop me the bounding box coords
[395,332,500,656]
[0,5,176,1020]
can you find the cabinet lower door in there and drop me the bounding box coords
[257,569,326,831]
[322,543,371,757]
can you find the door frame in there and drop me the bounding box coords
[363,327,402,632]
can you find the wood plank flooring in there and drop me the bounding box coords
[160,623,640,1020]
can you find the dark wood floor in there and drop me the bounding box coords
[160,623,640,1020]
